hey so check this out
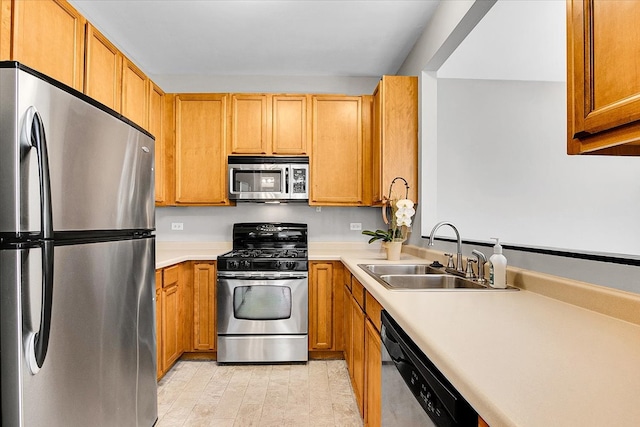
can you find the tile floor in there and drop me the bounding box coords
[156,360,364,427]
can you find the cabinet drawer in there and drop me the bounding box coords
[365,291,382,333]
[163,265,180,287]
[155,270,162,291]
[352,277,365,309]
[344,271,352,291]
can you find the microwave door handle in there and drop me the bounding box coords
[285,168,290,194]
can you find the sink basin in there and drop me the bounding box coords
[361,263,443,275]
[379,274,487,290]
[357,263,518,291]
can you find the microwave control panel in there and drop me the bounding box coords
[291,168,307,193]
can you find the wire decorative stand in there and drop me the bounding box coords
[382,176,410,227]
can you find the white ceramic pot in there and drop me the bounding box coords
[384,241,403,261]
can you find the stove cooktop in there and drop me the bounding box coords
[218,223,309,272]
[219,249,307,259]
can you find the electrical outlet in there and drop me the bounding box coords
[316,207,322,212]
[350,223,362,231]
[171,222,184,231]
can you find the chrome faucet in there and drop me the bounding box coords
[428,221,464,274]
[471,249,487,283]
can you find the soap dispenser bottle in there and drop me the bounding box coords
[489,238,507,289]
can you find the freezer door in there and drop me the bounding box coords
[0,66,154,235]
[0,237,158,426]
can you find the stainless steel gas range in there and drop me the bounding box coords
[216,223,308,363]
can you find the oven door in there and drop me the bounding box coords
[217,272,308,335]
[228,164,288,200]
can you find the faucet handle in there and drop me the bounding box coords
[465,258,477,279]
[472,249,487,283]
[444,253,455,269]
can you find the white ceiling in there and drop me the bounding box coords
[68,0,440,78]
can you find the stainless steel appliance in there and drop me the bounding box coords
[381,311,477,427]
[0,62,157,426]
[228,156,309,201]
[217,223,308,362]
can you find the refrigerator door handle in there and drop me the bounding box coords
[21,107,55,373]
[25,241,54,374]
[21,107,53,239]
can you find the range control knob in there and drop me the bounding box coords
[276,261,296,270]
[240,260,251,269]
[228,260,240,270]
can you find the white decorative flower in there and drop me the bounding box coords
[396,199,414,209]
[395,207,416,219]
[394,201,415,230]
[397,217,412,227]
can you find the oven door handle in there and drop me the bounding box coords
[218,272,308,280]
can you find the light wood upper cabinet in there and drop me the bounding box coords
[0,0,11,60]
[11,0,85,91]
[230,94,269,154]
[372,76,418,203]
[229,94,309,155]
[310,95,367,206]
[272,94,309,154]
[84,23,122,112]
[567,0,640,155]
[121,58,148,129]
[193,262,216,351]
[174,94,229,205]
[149,82,165,204]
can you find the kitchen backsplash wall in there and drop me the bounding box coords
[412,206,640,295]
[156,205,387,243]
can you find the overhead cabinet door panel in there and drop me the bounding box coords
[175,94,229,205]
[311,96,364,205]
[568,0,640,154]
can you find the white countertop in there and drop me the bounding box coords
[155,242,640,427]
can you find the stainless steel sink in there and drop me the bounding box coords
[362,264,443,275]
[379,274,487,290]
[358,263,518,291]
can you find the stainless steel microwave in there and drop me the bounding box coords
[228,156,309,202]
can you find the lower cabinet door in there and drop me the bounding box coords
[343,282,352,370]
[162,282,181,368]
[365,318,382,427]
[309,262,335,350]
[193,262,216,351]
[351,295,365,416]
[155,275,163,379]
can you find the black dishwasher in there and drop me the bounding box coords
[381,311,478,427]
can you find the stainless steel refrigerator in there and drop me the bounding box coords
[0,62,158,426]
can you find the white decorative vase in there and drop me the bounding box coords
[384,241,403,261]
